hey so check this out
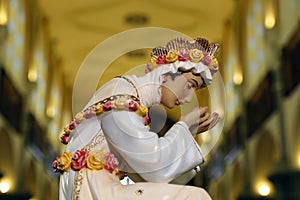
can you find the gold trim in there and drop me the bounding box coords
[71,132,106,199]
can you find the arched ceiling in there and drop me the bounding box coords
[39,0,234,110]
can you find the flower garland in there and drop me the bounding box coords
[146,49,219,73]
[60,94,150,145]
[145,37,220,74]
[52,149,119,174]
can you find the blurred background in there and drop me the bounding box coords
[0,0,299,199]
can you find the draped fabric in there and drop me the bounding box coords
[59,66,212,199]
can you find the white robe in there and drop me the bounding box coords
[59,69,212,199]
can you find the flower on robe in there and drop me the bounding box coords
[53,152,72,172]
[86,150,106,170]
[104,152,119,173]
[71,149,89,171]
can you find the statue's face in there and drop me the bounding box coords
[160,71,203,109]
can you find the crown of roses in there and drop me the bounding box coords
[146,37,220,74]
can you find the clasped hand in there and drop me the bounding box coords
[181,107,220,136]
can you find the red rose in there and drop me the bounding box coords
[178,52,190,61]
[71,149,89,170]
[127,100,139,111]
[69,120,77,130]
[103,101,113,111]
[60,134,69,144]
[156,55,167,65]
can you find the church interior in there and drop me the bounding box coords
[0,0,299,199]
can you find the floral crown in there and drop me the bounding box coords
[145,37,220,74]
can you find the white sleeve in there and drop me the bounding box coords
[100,110,205,183]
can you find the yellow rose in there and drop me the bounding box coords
[56,152,72,171]
[63,125,71,134]
[137,106,148,117]
[189,49,204,63]
[86,150,106,170]
[94,103,104,114]
[75,111,85,123]
[166,50,178,63]
[208,57,219,69]
[115,96,127,109]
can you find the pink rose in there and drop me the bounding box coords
[156,55,167,65]
[60,134,69,144]
[71,149,89,170]
[104,152,119,173]
[84,107,95,119]
[103,101,113,111]
[127,100,139,111]
[201,52,212,65]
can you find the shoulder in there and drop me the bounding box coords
[84,77,137,109]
